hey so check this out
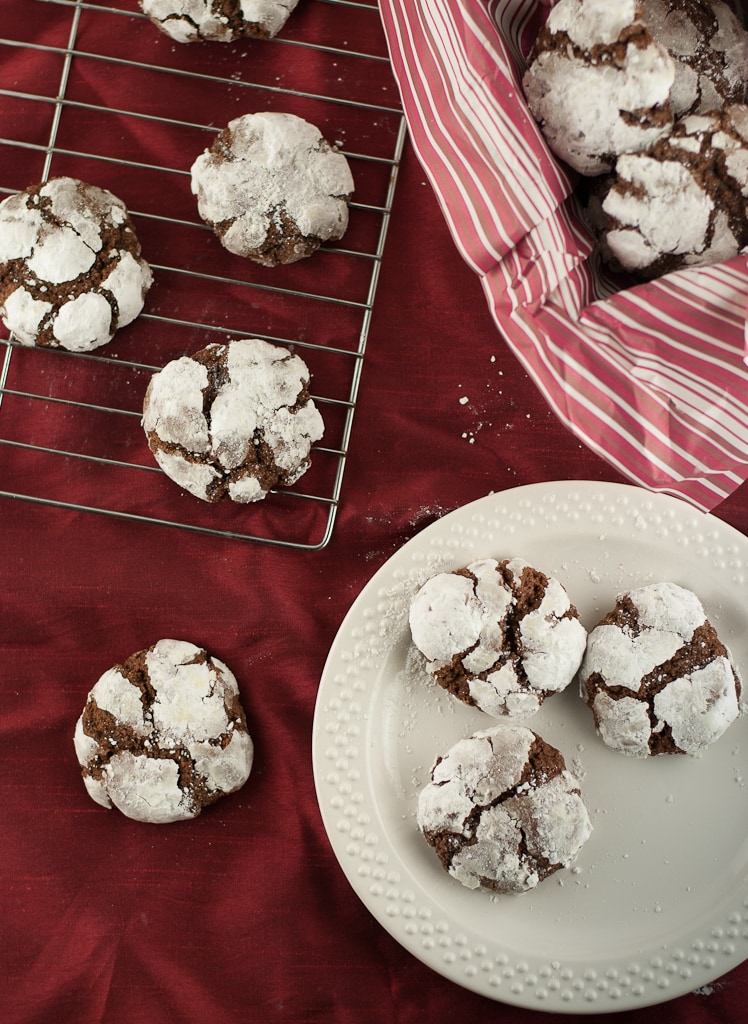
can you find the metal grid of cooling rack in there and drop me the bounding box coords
[0,0,406,549]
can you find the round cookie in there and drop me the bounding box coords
[522,0,675,175]
[408,557,587,718]
[140,0,300,44]
[190,112,355,266]
[142,336,324,503]
[640,0,748,118]
[0,177,152,351]
[74,639,254,823]
[417,725,592,894]
[579,581,742,757]
[598,104,748,278]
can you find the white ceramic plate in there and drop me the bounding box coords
[312,481,748,1013]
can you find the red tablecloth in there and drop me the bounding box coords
[3,3,748,1023]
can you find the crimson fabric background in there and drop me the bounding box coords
[2,2,748,1023]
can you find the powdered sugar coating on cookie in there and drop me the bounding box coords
[409,557,587,717]
[599,104,748,277]
[417,725,592,894]
[522,0,675,175]
[140,0,300,43]
[0,177,152,351]
[640,0,748,118]
[580,581,742,757]
[142,336,324,503]
[74,639,254,823]
[190,112,354,266]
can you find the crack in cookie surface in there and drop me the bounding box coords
[74,639,253,823]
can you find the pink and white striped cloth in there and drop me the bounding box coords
[379,0,748,511]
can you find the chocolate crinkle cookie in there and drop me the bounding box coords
[580,581,742,758]
[74,639,254,823]
[417,725,592,894]
[142,337,324,503]
[522,0,676,175]
[593,104,748,278]
[408,557,587,718]
[0,177,152,351]
[140,0,300,43]
[190,112,354,266]
[640,0,748,119]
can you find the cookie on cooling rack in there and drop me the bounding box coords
[140,0,300,43]
[580,581,742,757]
[0,177,152,351]
[522,0,675,174]
[417,725,592,894]
[190,111,354,266]
[408,557,587,718]
[142,336,324,503]
[74,639,254,823]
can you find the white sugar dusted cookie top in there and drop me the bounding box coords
[640,0,748,117]
[522,0,675,174]
[580,582,742,757]
[600,105,748,278]
[417,726,592,894]
[190,112,354,266]
[142,337,324,503]
[409,557,587,718]
[140,0,300,43]
[0,177,152,350]
[74,639,254,823]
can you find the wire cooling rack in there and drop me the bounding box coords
[0,0,406,549]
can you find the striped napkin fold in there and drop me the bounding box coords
[380,0,748,512]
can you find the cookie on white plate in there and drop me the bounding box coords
[417,725,592,894]
[409,557,587,718]
[580,581,742,757]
